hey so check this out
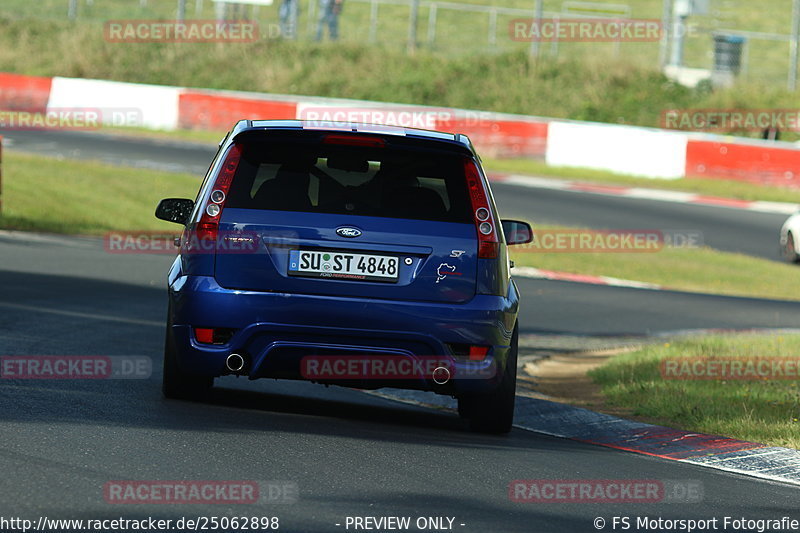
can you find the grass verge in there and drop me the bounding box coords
[95,126,225,146]
[0,152,199,234]
[510,226,800,302]
[589,335,800,449]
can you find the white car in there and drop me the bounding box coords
[780,213,800,262]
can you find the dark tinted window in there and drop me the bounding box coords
[225,141,472,223]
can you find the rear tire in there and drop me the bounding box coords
[162,317,213,400]
[784,233,800,263]
[459,325,518,434]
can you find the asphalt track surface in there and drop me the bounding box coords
[0,130,798,531]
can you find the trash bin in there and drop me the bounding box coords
[713,34,745,75]
[712,34,745,87]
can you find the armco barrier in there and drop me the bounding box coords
[2,71,799,185]
[686,138,800,187]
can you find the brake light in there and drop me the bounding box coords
[194,143,242,242]
[464,159,499,259]
[322,134,386,147]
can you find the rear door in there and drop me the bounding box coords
[213,132,479,304]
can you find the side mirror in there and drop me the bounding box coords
[502,219,534,245]
[155,198,195,225]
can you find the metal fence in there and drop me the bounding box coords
[4,0,800,90]
[659,0,800,91]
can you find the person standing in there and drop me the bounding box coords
[315,0,343,41]
[279,0,300,39]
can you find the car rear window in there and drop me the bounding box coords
[225,140,472,223]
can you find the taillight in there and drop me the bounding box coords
[194,143,242,243]
[464,159,499,259]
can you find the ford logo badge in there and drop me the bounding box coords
[336,227,362,238]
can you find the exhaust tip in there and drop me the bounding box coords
[432,366,450,385]
[226,353,245,373]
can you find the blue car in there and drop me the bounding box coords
[155,120,533,433]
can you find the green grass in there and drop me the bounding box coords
[0,152,199,234]
[2,0,793,88]
[511,225,800,302]
[97,125,225,145]
[589,335,800,449]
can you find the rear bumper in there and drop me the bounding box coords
[168,275,519,395]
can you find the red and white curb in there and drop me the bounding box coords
[491,174,799,215]
[368,388,800,487]
[512,266,663,290]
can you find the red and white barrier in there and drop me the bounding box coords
[0,72,52,112]
[178,90,297,130]
[439,114,548,158]
[546,121,688,180]
[685,138,800,188]
[2,71,800,186]
[48,77,181,130]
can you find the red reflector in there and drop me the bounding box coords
[469,346,490,361]
[322,134,386,147]
[479,241,499,259]
[195,222,218,242]
[195,328,214,344]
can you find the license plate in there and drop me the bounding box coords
[288,250,399,283]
